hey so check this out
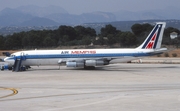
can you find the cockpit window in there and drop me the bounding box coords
[10,54,15,57]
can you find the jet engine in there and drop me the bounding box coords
[66,60,109,68]
[66,61,84,67]
[85,60,108,66]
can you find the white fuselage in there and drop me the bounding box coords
[4,48,159,67]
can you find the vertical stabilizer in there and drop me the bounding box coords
[136,22,166,49]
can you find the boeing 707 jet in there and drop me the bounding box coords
[4,22,167,71]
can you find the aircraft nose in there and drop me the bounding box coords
[3,57,15,65]
[4,57,10,62]
[3,57,8,62]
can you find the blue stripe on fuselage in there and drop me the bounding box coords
[9,53,154,60]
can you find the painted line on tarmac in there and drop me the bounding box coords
[0,87,18,99]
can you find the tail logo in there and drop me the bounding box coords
[144,24,161,49]
[145,31,157,49]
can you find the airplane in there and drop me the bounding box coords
[4,22,167,71]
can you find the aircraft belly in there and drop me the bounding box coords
[22,59,59,66]
[110,57,142,63]
[37,59,60,65]
[22,59,38,66]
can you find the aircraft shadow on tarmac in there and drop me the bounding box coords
[67,64,179,71]
[17,64,179,72]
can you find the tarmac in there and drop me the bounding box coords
[0,63,180,111]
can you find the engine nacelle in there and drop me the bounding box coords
[66,62,84,67]
[85,60,109,66]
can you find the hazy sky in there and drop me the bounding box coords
[0,0,180,14]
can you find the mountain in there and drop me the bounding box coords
[0,8,34,26]
[80,12,116,23]
[0,5,116,26]
[20,17,60,26]
[113,7,180,21]
[16,5,68,17]
[0,8,60,27]
[1,5,180,27]
[153,6,180,19]
[114,10,164,21]
[45,12,116,24]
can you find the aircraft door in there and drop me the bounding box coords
[21,52,26,60]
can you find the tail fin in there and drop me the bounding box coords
[136,22,166,49]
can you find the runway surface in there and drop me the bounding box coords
[0,63,180,111]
